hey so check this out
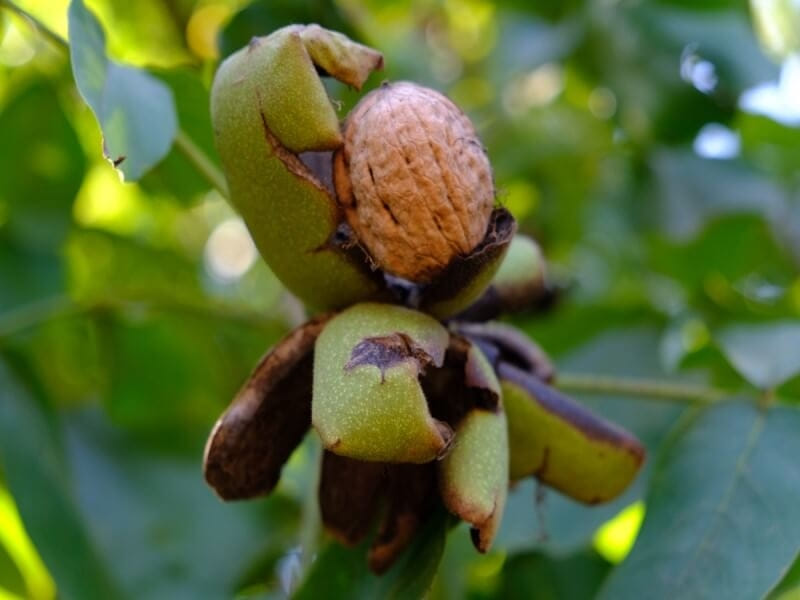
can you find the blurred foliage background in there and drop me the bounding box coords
[1,0,800,598]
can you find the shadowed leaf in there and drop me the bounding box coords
[599,401,800,600]
[0,358,123,599]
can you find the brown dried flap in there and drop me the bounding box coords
[454,321,555,383]
[418,208,516,319]
[422,334,501,430]
[368,462,438,574]
[454,233,559,322]
[203,315,330,500]
[318,451,385,546]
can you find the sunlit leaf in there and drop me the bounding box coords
[769,554,800,600]
[0,540,26,599]
[598,401,800,600]
[67,0,176,181]
[0,358,123,600]
[717,321,800,388]
[0,486,55,600]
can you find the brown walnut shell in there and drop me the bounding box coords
[333,81,495,283]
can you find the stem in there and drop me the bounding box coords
[2,0,68,49]
[173,129,229,198]
[0,295,78,338]
[0,295,282,339]
[298,442,322,575]
[555,372,726,405]
[2,1,230,200]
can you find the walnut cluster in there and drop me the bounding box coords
[333,82,495,283]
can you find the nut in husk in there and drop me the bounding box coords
[204,24,648,578]
[334,81,496,283]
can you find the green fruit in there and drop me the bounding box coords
[312,303,451,462]
[439,403,508,552]
[500,363,645,504]
[211,25,384,310]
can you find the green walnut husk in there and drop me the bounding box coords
[436,343,508,552]
[456,233,550,321]
[312,302,452,463]
[499,363,645,504]
[211,25,384,310]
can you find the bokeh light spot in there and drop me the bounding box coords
[0,488,56,600]
[0,18,35,67]
[502,63,564,115]
[693,123,741,160]
[593,501,645,563]
[186,4,230,60]
[498,180,539,221]
[204,217,257,282]
[73,164,144,233]
[588,87,617,120]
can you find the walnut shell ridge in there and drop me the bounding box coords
[333,81,495,283]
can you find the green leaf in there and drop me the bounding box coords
[650,150,787,241]
[598,401,800,600]
[497,549,612,600]
[769,553,800,600]
[67,0,177,181]
[294,509,449,600]
[635,5,777,92]
[0,240,64,313]
[0,358,123,600]
[717,322,800,388]
[219,0,357,59]
[64,409,300,599]
[0,535,27,599]
[0,81,86,252]
[138,68,220,202]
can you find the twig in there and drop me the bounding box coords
[173,129,229,198]
[555,372,727,405]
[0,295,283,339]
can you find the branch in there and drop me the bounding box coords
[173,129,229,198]
[0,295,283,340]
[555,372,727,405]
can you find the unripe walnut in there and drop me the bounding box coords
[333,81,495,283]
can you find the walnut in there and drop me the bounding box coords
[333,81,495,283]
